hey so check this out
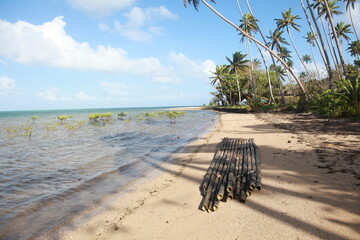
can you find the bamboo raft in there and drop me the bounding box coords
[200,138,262,212]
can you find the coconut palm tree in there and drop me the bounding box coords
[267,30,290,51]
[347,40,360,59]
[317,0,347,78]
[304,32,321,79]
[312,0,340,72]
[275,8,311,76]
[299,0,331,80]
[302,54,312,64]
[244,0,284,104]
[305,0,334,88]
[184,0,307,98]
[334,21,353,46]
[343,0,359,41]
[239,12,259,100]
[226,51,249,104]
[210,64,229,105]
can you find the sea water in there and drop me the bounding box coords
[0,107,217,239]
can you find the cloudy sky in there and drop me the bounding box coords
[0,0,358,111]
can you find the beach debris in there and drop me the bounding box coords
[200,138,262,212]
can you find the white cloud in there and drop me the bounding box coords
[38,88,71,101]
[98,23,109,31]
[100,81,128,97]
[76,91,96,100]
[65,0,136,16]
[168,52,216,82]
[0,17,215,86]
[113,6,178,42]
[0,16,169,77]
[0,76,15,90]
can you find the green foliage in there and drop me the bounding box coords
[117,112,127,120]
[337,74,360,116]
[57,115,69,122]
[309,74,360,117]
[65,121,85,130]
[23,125,33,139]
[31,115,38,121]
[4,126,18,138]
[46,124,58,132]
[165,111,185,123]
[309,89,345,117]
[89,112,113,125]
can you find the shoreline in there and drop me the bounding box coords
[55,112,360,240]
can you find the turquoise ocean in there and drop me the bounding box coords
[0,107,218,239]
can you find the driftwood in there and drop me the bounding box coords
[200,138,262,212]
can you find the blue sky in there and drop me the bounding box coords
[0,0,359,111]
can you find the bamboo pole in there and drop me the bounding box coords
[251,138,262,190]
[201,138,262,210]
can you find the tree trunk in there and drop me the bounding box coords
[235,74,242,104]
[245,0,285,103]
[349,7,359,41]
[299,0,330,80]
[306,0,333,89]
[323,0,347,78]
[247,38,257,101]
[255,43,276,103]
[286,27,311,76]
[310,45,321,80]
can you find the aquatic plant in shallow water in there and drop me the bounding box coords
[89,112,113,125]
[117,112,127,120]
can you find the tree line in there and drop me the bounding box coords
[185,0,360,116]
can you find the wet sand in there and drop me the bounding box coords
[54,112,360,240]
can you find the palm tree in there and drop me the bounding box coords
[244,0,285,104]
[304,32,321,79]
[275,8,311,76]
[239,12,258,100]
[299,0,332,80]
[343,0,359,41]
[302,54,312,64]
[278,46,292,62]
[305,0,334,88]
[184,0,307,98]
[312,0,340,70]
[334,21,353,47]
[347,40,360,59]
[317,0,347,78]
[267,30,289,51]
[210,64,229,105]
[226,51,249,104]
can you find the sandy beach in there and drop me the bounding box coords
[55,111,360,240]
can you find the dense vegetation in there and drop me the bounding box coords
[186,0,360,117]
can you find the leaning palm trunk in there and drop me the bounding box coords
[286,26,311,76]
[255,43,276,103]
[310,44,321,80]
[323,0,347,78]
[200,0,306,95]
[300,0,331,81]
[236,1,256,101]
[306,0,333,89]
[320,16,339,67]
[247,38,257,101]
[348,7,359,41]
[244,0,285,103]
[235,73,242,104]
